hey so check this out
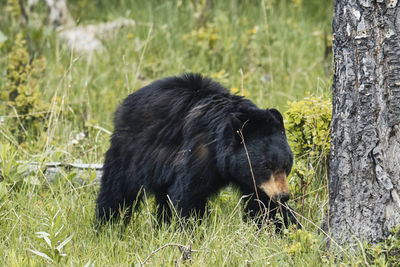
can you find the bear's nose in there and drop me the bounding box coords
[276,192,290,203]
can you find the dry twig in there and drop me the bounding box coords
[237,124,265,224]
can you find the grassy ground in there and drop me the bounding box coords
[0,0,383,266]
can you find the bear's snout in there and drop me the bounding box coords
[258,171,290,202]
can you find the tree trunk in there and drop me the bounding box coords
[328,0,400,244]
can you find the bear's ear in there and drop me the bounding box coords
[267,108,284,126]
[223,113,246,144]
[230,113,245,131]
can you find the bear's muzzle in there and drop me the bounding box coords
[258,171,290,202]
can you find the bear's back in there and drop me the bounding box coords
[113,74,234,132]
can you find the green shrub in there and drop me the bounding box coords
[285,94,331,160]
[284,94,332,211]
[283,228,319,256]
[384,226,400,266]
[5,0,21,20]
[366,225,400,266]
[1,33,48,142]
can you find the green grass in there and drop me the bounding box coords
[0,0,383,266]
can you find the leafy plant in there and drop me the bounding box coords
[28,211,74,265]
[283,228,319,255]
[1,33,48,142]
[284,94,332,214]
[285,94,331,160]
[384,226,400,266]
[6,0,21,20]
[365,225,400,266]
[0,142,37,196]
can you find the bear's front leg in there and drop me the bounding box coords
[241,187,300,231]
[279,202,301,230]
[242,189,278,227]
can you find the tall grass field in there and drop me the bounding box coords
[1,0,396,266]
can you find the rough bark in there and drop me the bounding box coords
[328,0,400,244]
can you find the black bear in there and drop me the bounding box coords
[96,73,299,230]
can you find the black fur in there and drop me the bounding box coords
[96,73,299,229]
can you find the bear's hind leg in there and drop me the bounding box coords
[96,179,143,227]
[96,190,132,224]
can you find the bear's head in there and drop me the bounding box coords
[221,106,293,203]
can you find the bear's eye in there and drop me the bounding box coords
[265,163,273,170]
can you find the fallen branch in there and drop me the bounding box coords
[0,161,104,185]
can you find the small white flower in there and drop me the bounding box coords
[70,139,79,145]
[76,132,85,141]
